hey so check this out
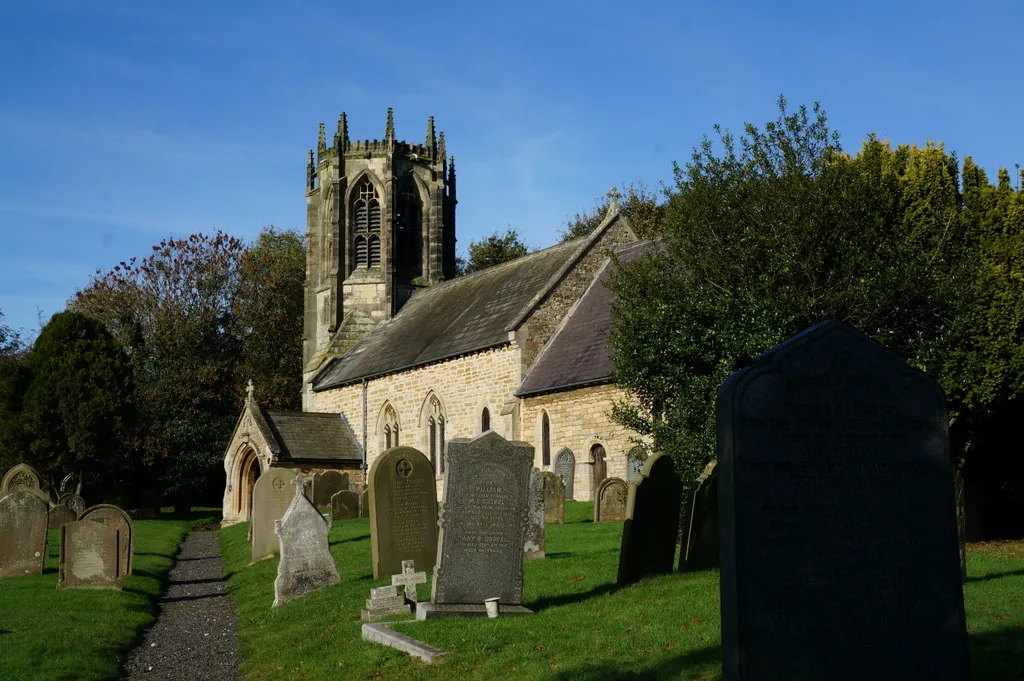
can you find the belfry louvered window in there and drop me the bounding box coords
[352,177,381,268]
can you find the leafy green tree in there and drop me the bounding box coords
[0,310,30,473]
[560,181,665,242]
[234,227,306,410]
[18,312,135,488]
[460,227,531,275]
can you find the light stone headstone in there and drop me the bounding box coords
[359,489,369,518]
[718,320,969,681]
[0,491,48,577]
[272,479,340,607]
[523,470,545,560]
[251,468,299,563]
[80,504,134,576]
[554,448,575,500]
[312,471,349,509]
[540,471,565,525]
[331,490,359,521]
[616,453,684,586]
[391,559,427,603]
[679,460,719,572]
[57,493,87,517]
[1,463,48,504]
[58,520,121,590]
[594,477,627,522]
[421,431,535,618]
[48,504,78,530]
[368,447,437,579]
[361,584,412,621]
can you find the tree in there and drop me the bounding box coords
[0,309,30,473]
[18,312,135,489]
[560,181,665,242]
[459,227,531,275]
[234,227,306,410]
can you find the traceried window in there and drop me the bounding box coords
[541,411,551,466]
[380,403,400,451]
[426,394,446,475]
[481,407,490,433]
[352,177,380,268]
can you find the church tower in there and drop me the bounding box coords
[302,109,457,376]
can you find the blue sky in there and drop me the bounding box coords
[1,0,1021,337]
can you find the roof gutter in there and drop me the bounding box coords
[515,376,613,399]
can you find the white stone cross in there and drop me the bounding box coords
[246,379,255,402]
[391,559,427,603]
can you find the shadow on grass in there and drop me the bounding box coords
[966,568,1024,584]
[544,552,573,560]
[969,624,1024,680]
[528,582,619,611]
[330,534,370,547]
[547,643,721,681]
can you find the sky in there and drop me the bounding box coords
[1,0,1022,337]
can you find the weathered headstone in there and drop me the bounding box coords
[312,471,349,509]
[0,491,48,577]
[540,471,565,524]
[1,463,48,503]
[593,477,627,522]
[57,493,87,517]
[626,446,647,483]
[368,447,438,579]
[359,488,369,518]
[80,505,134,576]
[331,489,360,521]
[717,320,969,681]
[273,479,340,607]
[58,520,122,590]
[392,559,427,603]
[362,585,412,622]
[48,504,78,530]
[523,470,545,560]
[251,468,299,563]
[554,448,575,500]
[419,431,535,619]
[617,453,684,586]
[679,460,719,572]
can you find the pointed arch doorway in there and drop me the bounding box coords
[237,448,262,522]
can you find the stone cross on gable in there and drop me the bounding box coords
[246,379,255,403]
[391,559,427,603]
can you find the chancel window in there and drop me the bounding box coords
[352,177,380,269]
[426,395,446,475]
[542,411,551,466]
[381,403,400,451]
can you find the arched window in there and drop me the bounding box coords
[541,411,551,466]
[396,179,422,276]
[481,407,490,433]
[380,403,400,451]
[425,394,446,475]
[352,177,380,269]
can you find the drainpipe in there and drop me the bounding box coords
[361,378,368,484]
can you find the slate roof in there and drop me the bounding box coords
[312,236,589,391]
[516,240,655,397]
[262,410,362,462]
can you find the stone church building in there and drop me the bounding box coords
[222,111,650,525]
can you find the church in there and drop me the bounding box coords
[221,110,651,525]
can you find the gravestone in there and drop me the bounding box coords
[58,493,87,517]
[362,585,412,622]
[273,479,340,607]
[48,504,78,530]
[418,431,535,619]
[359,489,369,518]
[717,320,969,681]
[540,471,565,524]
[58,520,122,590]
[368,447,438,579]
[312,471,349,509]
[593,477,627,522]
[392,559,427,604]
[331,489,360,521]
[0,491,48,577]
[80,505,134,576]
[1,463,48,503]
[679,460,719,572]
[251,468,299,563]
[523,470,545,560]
[617,453,684,586]
[626,446,647,483]
[553,448,575,500]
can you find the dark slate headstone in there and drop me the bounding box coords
[617,453,684,586]
[250,468,299,563]
[368,447,438,579]
[48,504,78,530]
[312,471,349,509]
[0,491,48,577]
[523,470,545,560]
[58,520,122,590]
[80,504,134,576]
[273,479,340,606]
[422,432,534,618]
[718,320,969,681]
[593,477,627,522]
[331,490,360,521]
[554,448,575,500]
[540,471,565,524]
[679,460,719,572]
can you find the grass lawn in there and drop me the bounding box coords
[0,510,217,681]
[223,502,1024,681]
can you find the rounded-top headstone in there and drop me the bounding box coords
[553,448,575,500]
[1,463,48,504]
[58,493,87,517]
[80,504,134,576]
[0,490,49,576]
[594,477,627,522]
[251,468,300,563]
[616,452,684,586]
[368,446,438,580]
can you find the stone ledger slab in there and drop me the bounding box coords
[361,623,450,663]
[523,470,545,560]
[0,490,48,577]
[80,504,134,576]
[251,468,298,563]
[717,320,969,681]
[617,453,684,586]
[58,520,122,589]
[368,447,437,579]
[273,478,340,607]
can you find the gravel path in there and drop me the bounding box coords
[121,529,240,681]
